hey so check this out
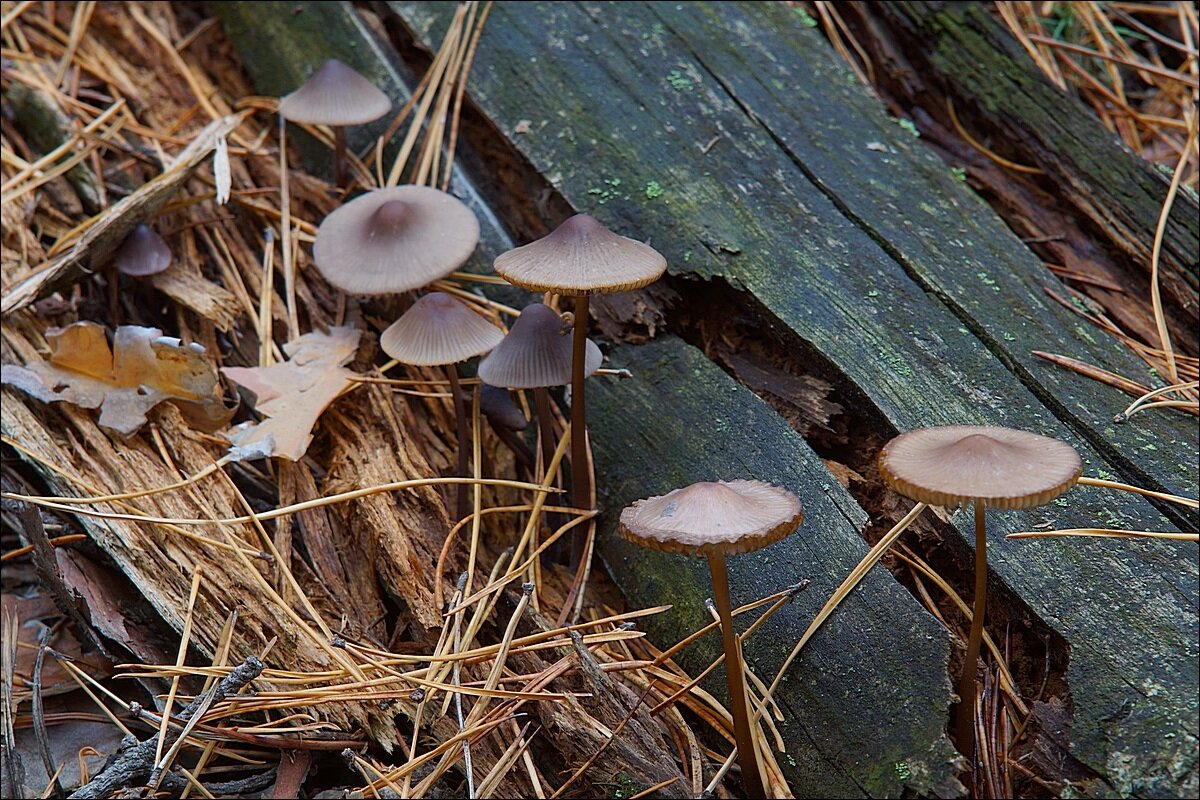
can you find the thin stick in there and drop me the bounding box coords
[152,568,204,773]
[1147,121,1196,384]
[1076,476,1198,508]
[3,476,562,527]
[1007,528,1197,541]
[279,116,298,341]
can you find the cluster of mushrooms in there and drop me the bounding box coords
[107,58,1091,798]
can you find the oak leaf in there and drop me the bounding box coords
[220,327,360,461]
[1,322,230,436]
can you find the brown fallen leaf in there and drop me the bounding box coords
[1,322,231,436]
[221,327,361,461]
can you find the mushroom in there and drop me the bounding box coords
[877,425,1082,750]
[109,223,172,322]
[113,224,171,277]
[312,185,479,296]
[477,303,601,488]
[278,58,391,187]
[492,214,665,510]
[618,480,804,799]
[380,291,503,519]
[480,383,533,479]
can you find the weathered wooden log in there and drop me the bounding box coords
[384,3,1198,795]
[849,1,1198,344]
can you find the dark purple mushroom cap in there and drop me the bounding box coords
[380,291,503,366]
[312,186,480,295]
[477,303,602,389]
[618,480,804,556]
[480,383,527,431]
[278,59,391,126]
[113,224,171,277]
[878,425,1083,510]
[493,214,667,296]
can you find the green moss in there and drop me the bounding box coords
[666,69,695,92]
[644,179,664,199]
[794,7,818,28]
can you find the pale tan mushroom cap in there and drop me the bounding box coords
[618,480,804,556]
[477,303,602,388]
[878,425,1083,510]
[380,292,503,366]
[278,59,391,126]
[493,214,667,295]
[313,186,480,295]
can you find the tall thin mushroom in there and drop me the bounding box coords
[278,59,391,187]
[492,215,665,511]
[381,292,503,519]
[618,480,804,799]
[877,425,1082,751]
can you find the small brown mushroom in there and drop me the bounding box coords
[477,303,600,488]
[113,224,171,277]
[492,214,665,511]
[312,186,479,296]
[109,223,172,322]
[380,292,502,518]
[877,425,1082,750]
[278,58,391,186]
[619,480,804,799]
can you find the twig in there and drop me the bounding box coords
[68,656,263,799]
[32,628,63,799]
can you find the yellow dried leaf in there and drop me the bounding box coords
[221,327,360,461]
[1,321,231,436]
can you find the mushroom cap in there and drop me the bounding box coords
[480,383,527,431]
[477,303,602,388]
[380,292,503,366]
[878,425,1083,510]
[113,224,171,277]
[313,186,480,295]
[493,214,667,296]
[278,59,391,126]
[618,480,804,556]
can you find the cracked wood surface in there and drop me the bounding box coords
[389,3,1198,794]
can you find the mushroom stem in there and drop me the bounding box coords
[333,125,348,187]
[956,498,988,752]
[569,295,591,511]
[532,387,557,486]
[446,364,469,521]
[707,551,768,800]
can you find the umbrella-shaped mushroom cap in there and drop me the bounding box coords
[380,292,503,366]
[618,480,804,556]
[313,186,480,295]
[878,425,1083,510]
[278,59,391,126]
[113,224,171,277]
[493,214,667,296]
[477,303,602,388]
